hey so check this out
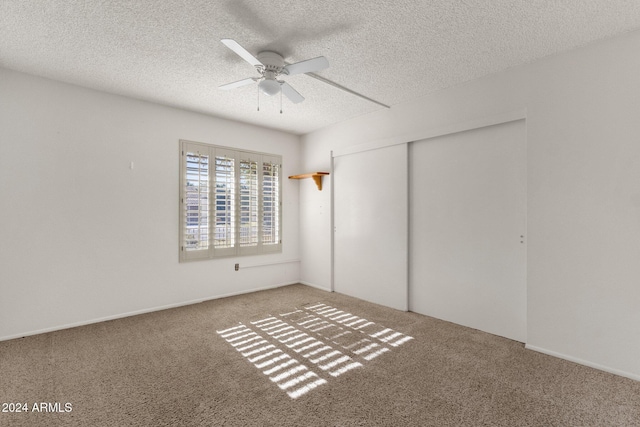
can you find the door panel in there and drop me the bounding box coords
[334,144,408,311]
[409,120,527,342]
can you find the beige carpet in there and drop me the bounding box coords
[1,284,639,426]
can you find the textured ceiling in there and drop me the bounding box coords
[2,1,640,135]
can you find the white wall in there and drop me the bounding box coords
[300,30,640,380]
[0,68,301,340]
[298,142,333,290]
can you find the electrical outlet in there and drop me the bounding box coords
[235,263,239,271]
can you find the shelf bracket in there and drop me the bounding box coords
[288,172,330,191]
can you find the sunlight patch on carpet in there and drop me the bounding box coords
[217,303,413,399]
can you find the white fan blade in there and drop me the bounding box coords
[281,82,304,103]
[219,77,257,90]
[284,56,329,75]
[221,39,263,68]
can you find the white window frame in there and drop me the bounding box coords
[179,140,282,262]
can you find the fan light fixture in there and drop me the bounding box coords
[258,78,281,96]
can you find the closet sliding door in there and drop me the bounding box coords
[333,144,408,311]
[409,120,527,342]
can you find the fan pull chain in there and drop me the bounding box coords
[257,85,260,111]
[280,89,283,114]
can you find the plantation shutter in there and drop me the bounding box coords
[213,147,237,257]
[179,140,282,261]
[261,155,281,253]
[238,152,260,255]
[180,142,211,261]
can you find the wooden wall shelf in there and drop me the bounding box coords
[288,172,330,191]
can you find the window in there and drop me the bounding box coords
[179,140,282,261]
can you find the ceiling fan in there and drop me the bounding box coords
[219,39,329,104]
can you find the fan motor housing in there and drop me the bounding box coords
[257,51,285,73]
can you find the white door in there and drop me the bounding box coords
[409,120,527,342]
[333,144,408,311]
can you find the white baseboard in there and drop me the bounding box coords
[298,281,332,292]
[525,344,640,382]
[0,281,299,342]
